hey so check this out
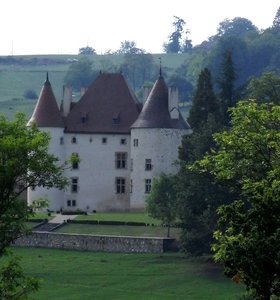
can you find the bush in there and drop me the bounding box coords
[23,89,38,100]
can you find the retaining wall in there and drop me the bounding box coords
[14,232,176,253]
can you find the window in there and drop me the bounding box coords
[116,177,126,194]
[145,179,152,194]
[130,158,133,171]
[112,113,120,125]
[145,159,152,171]
[71,137,77,144]
[72,153,79,170]
[115,152,127,169]
[67,200,76,207]
[102,137,107,144]
[130,179,133,193]
[133,139,138,147]
[60,137,64,145]
[120,138,126,145]
[71,178,78,193]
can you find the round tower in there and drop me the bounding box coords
[27,73,65,211]
[130,73,191,211]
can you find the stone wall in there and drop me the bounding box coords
[15,232,176,253]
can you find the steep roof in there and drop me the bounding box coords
[131,75,190,129]
[64,73,141,134]
[27,74,64,128]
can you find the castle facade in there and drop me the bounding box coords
[27,72,191,212]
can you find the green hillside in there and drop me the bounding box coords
[0,53,189,119]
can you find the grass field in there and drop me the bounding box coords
[75,212,161,224]
[0,53,190,119]
[9,247,244,300]
[56,224,179,238]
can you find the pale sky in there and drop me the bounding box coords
[1,0,279,56]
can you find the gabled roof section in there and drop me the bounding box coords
[27,74,64,127]
[64,73,141,134]
[131,76,173,129]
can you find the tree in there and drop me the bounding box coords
[247,71,280,105]
[146,173,177,237]
[273,6,280,28]
[120,52,156,91]
[116,41,145,55]
[218,50,237,125]
[64,57,98,90]
[163,16,186,53]
[195,100,280,299]
[188,68,220,131]
[217,17,259,38]
[0,113,68,298]
[78,46,96,55]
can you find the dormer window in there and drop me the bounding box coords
[81,113,88,124]
[112,113,120,125]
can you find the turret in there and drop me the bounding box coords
[130,72,191,210]
[27,73,65,211]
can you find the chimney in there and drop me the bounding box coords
[80,86,88,98]
[61,85,72,117]
[168,87,179,119]
[143,86,152,104]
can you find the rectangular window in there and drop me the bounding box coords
[72,153,79,170]
[130,179,133,193]
[120,138,126,145]
[67,199,77,207]
[145,159,152,171]
[145,179,152,194]
[115,152,127,169]
[130,158,133,171]
[133,139,138,147]
[116,177,126,194]
[71,137,77,144]
[60,137,64,145]
[71,178,78,193]
[102,137,107,144]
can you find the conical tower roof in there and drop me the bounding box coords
[27,74,64,127]
[131,75,173,129]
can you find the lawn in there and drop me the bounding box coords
[56,223,180,238]
[74,212,161,225]
[9,247,244,300]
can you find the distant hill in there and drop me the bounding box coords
[0,53,189,119]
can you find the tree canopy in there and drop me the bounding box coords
[0,113,68,298]
[195,100,280,299]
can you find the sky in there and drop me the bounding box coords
[1,0,279,56]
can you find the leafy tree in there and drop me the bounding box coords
[195,100,280,299]
[0,113,68,298]
[247,71,280,105]
[181,30,193,53]
[146,173,177,237]
[78,46,96,55]
[120,52,156,91]
[188,68,220,131]
[217,17,259,38]
[163,16,186,53]
[218,50,237,125]
[116,40,145,54]
[0,253,40,299]
[64,57,98,90]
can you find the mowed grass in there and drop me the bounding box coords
[56,224,180,238]
[10,247,244,300]
[75,212,161,224]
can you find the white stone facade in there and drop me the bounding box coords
[27,73,191,212]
